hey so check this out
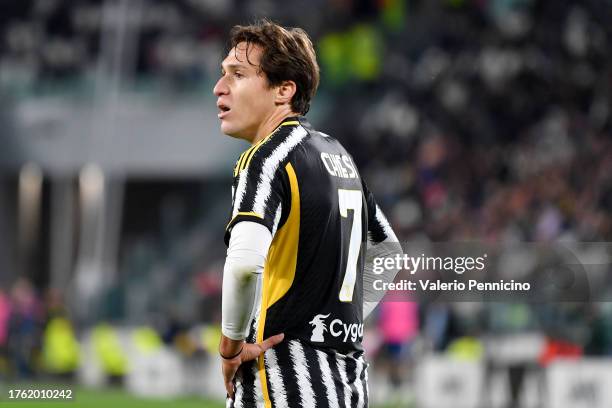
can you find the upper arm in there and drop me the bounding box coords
[362,178,398,244]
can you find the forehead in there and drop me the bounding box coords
[221,42,263,69]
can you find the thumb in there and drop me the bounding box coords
[258,333,285,352]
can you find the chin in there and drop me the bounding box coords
[220,121,237,137]
[221,122,249,140]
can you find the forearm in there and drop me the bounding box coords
[363,239,402,320]
[221,222,272,341]
[221,256,262,340]
[219,334,244,358]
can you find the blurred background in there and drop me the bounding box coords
[0,0,611,407]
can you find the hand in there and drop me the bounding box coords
[222,333,285,400]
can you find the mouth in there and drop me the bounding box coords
[217,103,231,119]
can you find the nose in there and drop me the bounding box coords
[213,76,229,97]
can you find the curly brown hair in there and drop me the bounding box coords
[228,19,320,115]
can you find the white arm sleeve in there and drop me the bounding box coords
[221,221,272,340]
[363,233,402,321]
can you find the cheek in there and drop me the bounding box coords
[233,81,274,120]
[243,91,270,116]
[233,86,256,111]
[254,89,276,111]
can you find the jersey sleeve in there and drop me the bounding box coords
[225,146,289,246]
[361,178,402,320]
[362,178,397,244]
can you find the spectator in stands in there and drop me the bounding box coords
[7,278,42,379]
[0,287,11,378]
[377,292,419,388]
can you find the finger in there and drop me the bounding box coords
[223,365,236,399]
[259,333,285,352]
[225,380,235,400]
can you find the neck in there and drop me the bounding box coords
[251,107,299,145]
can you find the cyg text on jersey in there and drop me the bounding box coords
[330,319,364,342]
[310,313,364,343]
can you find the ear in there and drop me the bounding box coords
[275,80,297,105]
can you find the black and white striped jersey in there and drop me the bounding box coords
[229,338,369,408]
[225,116,394,353]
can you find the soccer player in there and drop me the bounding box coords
[214,19,401,408]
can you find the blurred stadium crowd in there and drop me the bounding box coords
[1,0,612,406]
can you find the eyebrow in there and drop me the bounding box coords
[221,63,248,72]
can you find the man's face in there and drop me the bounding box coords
[213,42,277,140]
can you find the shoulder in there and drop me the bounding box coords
[240,122,311,178]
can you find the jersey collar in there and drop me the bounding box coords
[283,115,312,130]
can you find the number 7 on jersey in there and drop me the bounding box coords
[338,189,363,302]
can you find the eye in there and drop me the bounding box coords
[234,72,244,78]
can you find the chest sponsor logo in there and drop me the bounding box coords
[309,313,363,343]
